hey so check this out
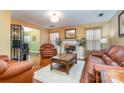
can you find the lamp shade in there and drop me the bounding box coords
[100,38,107,44]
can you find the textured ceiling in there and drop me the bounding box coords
[11,10,116,29]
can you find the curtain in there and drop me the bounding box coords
[86,28,102,52]
[50,32,59,46]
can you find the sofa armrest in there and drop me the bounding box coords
[0,60,34,79]
[0,55,9,62]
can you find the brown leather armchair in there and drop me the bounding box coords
[0,55,34,83]
[40,43,57,58]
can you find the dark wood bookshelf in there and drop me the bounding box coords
[11,24,25,61]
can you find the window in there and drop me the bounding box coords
[86,28,102,51]
[50,32,59,46]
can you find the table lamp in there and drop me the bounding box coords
[100,38,108,49]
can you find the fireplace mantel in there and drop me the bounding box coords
[62,39,78,41]
[62,39,78,45]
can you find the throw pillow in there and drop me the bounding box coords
[91,51,103,57]
[102,54,113,65]
[104,45,114,54]
[115,49,124,65]
[107,47,121,61]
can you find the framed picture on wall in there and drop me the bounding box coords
[118,11,124,36]
[65,28,76,39]
[32,35,36,41]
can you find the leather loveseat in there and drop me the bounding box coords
[40,43,57,58]
[81,45,124,83]
[0,55,34,83]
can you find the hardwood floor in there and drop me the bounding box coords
[30,53,84,83]
[29,53,51,71]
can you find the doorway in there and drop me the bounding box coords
[23,27,40,54]
[23,26,41,70]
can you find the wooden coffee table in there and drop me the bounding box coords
[51,53,77,75]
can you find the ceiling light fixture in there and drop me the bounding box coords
[50,16,59,22]
[48,11,62,23]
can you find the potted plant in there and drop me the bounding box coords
[78,38,86,59]
[56,38,62,55]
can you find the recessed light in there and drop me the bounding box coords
[98,13,104,17]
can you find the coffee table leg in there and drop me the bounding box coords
[50,61,53,70]
[75,56,77,64]
[66,63,69,75]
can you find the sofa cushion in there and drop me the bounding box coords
[0,60,9,74]
[107,47,121,61]
[115,49,124,65]
[102,54,113,65]
[94,64,124,83]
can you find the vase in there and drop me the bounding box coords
[57,45,61,55]
[78,46,84,59]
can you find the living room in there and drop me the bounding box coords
[1,0,124,92]
[1,10,124,83]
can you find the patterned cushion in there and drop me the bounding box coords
[115,49,124,65]
[104,45,114,54]
[100,70,112,83]
[102,54,113,65]
[0,60,9,74]
[101,70,124,83]
[107,47,121,61]
[94,64,124,83]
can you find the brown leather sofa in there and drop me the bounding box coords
[0,55,34,83]
[40,43,57,58]
[81,45,124,83]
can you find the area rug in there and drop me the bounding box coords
[33,60,85,83]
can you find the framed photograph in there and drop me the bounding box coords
[65,28,76,39]
[118,11,124,36]
[32,35,36,41]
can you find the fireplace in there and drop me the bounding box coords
[65,45,76,53]
[61,39,78,53]
[61,39,84,59]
